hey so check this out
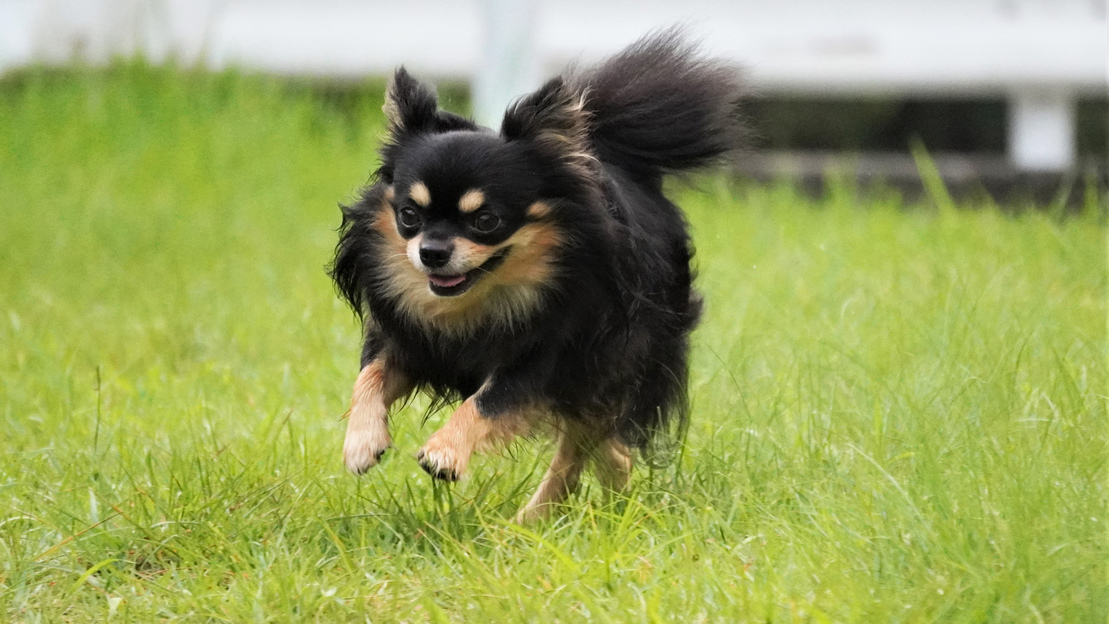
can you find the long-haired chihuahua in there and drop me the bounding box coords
[330,30,744,522]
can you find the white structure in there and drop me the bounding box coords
[0,0,1104,171]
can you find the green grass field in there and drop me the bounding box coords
[0,67,1105,622]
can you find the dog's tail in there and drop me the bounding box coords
[575,28,746,181]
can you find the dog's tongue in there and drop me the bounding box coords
[429,274,466,288]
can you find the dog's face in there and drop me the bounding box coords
[362,69,594,331]
[389,132,554,299]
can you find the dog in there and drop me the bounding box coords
[330,30,744,522]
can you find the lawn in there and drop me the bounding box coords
[0,66,1105,622]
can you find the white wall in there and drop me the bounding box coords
[2,0,1105,170]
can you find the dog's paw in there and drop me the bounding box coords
[343,425,391,475]
[416,436,468,482]
[513,505,546,525]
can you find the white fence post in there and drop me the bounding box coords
[473,0,538,129]
[1008,90,1077,172]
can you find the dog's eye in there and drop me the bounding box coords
[471,212,501,234]
[398,207,422,229]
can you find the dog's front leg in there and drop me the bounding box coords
[417,384,530,482]
[343,359,411,474]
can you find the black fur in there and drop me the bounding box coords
[331,29,744,459]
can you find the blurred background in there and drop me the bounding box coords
[2,0,1106,198]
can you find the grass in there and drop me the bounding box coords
[0,65,1105,622]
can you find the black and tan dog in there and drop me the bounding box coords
[330,30,744,522]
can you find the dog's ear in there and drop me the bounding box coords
[501,78,593,172]
[384,67,480,138]
[384,67,439,135]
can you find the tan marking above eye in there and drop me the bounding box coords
[458,189,485,214]
[526,201,551,219]
[383,186,395,204]
[409,181,431,207]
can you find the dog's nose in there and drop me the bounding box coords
[419,240,454,269]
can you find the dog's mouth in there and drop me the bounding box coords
[427,247,511,297]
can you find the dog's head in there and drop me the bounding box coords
[361,68,598,331]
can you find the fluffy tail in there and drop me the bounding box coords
[573,29,747,181]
